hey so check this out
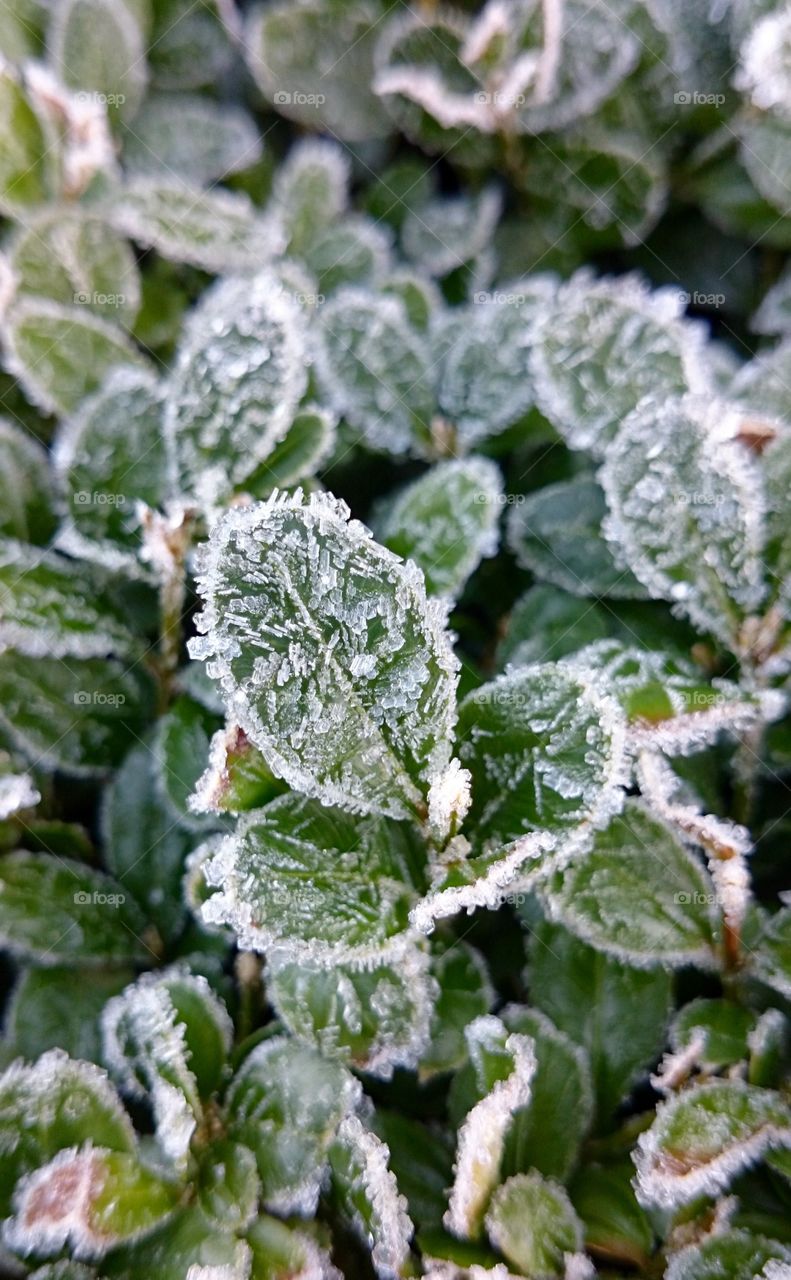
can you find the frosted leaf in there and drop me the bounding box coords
[497,585,609,670]
[0,769,38,818]
[754,907,791,1000]
[329,1115,412,1280]
[49,0,147,123]
[122,93,262,185]
[247,1214,341,1280]
[484,1172,583,1278]
[0,541,140,660]
[149,0,234,91]
[506,476,647,599]
[52,368,166,572]
[164,271,307,509]
[104,177,280,274]
[530,271,709,457]
[374,458,501,599]
[0,57,58,214]
[0,651,156,776]
[737,112,791,212]
[747,1009,787,1089]
[634,1080,791,1208]
[1,295,148,417]
[301,216,393,297]
[402,189,501,279]
[22,62,116,200]
[202,793,426,960]
[457,662,628,851]
[0,850,148,967]
[0,1049,135,1218]
[154,695,220,831]
[420,943,494,1078]
[670,998,756,1072]
[4,1146,180,1259]
[729,340,791,427]
[541,799,719,969]
[242,404,337,501]
[600,395,767,649]
[426,759,473,847]
[735,7,791,117]
[431,299,538,451]
[189,491,458,821]
[445,1018,537,1239]
[189,723,284,816]
[245,1,391,141]
[569,639,773,753]
[5,967,131,1068]
[381,270,443,331]
[98,1204,249,1279]
[8,208,141,329]
[266,940,437,1080]
[529,920,673,1121]
[271,139,350,256]
[0,417,55,545]
[313,288,435,458]
[196,1140,259,1233]
[224,1037,360,1216]
[410,832,557,935]
[752,264,791,335]
[665,1230,791,1280]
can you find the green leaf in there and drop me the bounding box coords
[246,1213,338,1278]
[196,1139,259,1231]
[371,1110,455,1235]
[314,289,436,458]
[665,1229,791,1280]
[5,966,132,1063]
[531,271,708,457]
[501,1006,594,1182]
[541,799,719,968]
[271,138,349,256]
[600,394,767,649]
[445,1016,537,1240]
[375,458,501,599]
[164,270,308,508]
[53,368,166,569]
[762,432,791,618]
[266,941,437,1079]
[100,1206,247,1280]
[245,0,391,141]
[754,908,791,1000]
[528,921,672,1123]
[122,93,261,184]
[9,208,140,328]
[49,0,147,122]
[0,1050,135,1219]
[484,1172,584,1277]
[420,943,493,1079]
[569,1160,654,1270]
[506,475,647,599]
[498,585,610,670]
[329,1114,413,1279]
[0,651,156,776]
[225,1036,359,1215]
[457,661,627,850]
[5,1146,180,1259]
[202,793,425,960]
[0,417,56,544]
[190,490,459,821]
[671,998,757,1070]
[155,695,219,828]
[739,112,791,213]
[0,851,148,966]
[105,177,276,273]
[102,742,194,942]
[634,1081,791,1208]
[190,723,285,815]
[0,542,140,659]
[0,60,54,213]
[242,403,336,500]
[2,296,147,417]
[301,216,392,296]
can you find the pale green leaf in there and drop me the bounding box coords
[484,1172,583,1277]
[0,417,56,545]
[122,93,261,184]
[49,0,147,122]
[329,1114,413,1279]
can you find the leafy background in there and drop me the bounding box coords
[0,0,789,1278]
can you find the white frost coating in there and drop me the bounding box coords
[186,1244,252,1280]
[0,1049,135,1155]
[650,1029,707,1094]
[735,7,791,117]
[600,394,767,648]
[333,1115,413,1280]
[762,1262,791,1279]
[427,759,472,845]
[564,1255,596,1280]
[444,1030,536,1239]
[410,832,556,934]
[24,62,117,198]
[4,1146,109,1259]
[629,693,782,756]
[164,270,307,509]
[530,271,710,458]
[189,723,240,814]
[0,772,39,818]
[633,1080,791,1209]
[189,489,458,821]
